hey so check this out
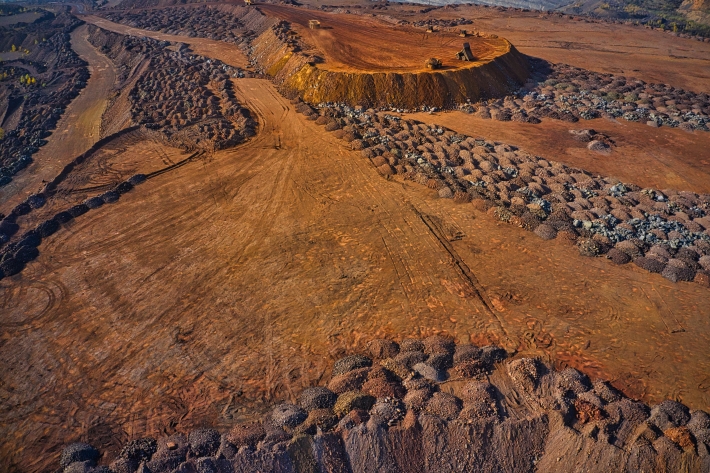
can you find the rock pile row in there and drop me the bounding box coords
[0,174,146,280]
[103,6,246,44]
[411,17,473,28]
[61,335,710,472]
[86,27,255,151]
[296,100,710,286]
[0,11,89,188]
[462,63,710,132]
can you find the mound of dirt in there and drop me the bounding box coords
[250,13,531,109]
[67,336,710,473]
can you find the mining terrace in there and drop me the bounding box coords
[254,4,531,108]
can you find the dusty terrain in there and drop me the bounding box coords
[258,4,506,72]
[1,2,710,472]
[83,15,249,69]
[71,337,710,472]
[296,0,710,91]
[404,111,710,194]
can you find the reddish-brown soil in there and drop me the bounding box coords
[2,75,710,471]
[83,15,249,68]
[0,25,116,217]
[466,10,710,93]
[404,111,710,194]
[2,5,710,472]
[295,0,710,92]
[258,4,506,72]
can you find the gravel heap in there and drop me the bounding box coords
[0,11,90,189]
[461,63,710,132]
[60,336,710,472]
[0,174,148,280]
[297,100,710,286]
[411,17,474,29]
[103,6,247,45]
[86,26,255,152]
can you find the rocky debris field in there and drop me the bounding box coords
[459,62,710,132]
[103,6,246,44]
[0,10,89,188]
[58,335,710,472]
[86,26,255,151]
[411,17,474,29]
[294,99,710,286]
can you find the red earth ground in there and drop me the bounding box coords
[1,4,710,471]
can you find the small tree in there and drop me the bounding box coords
[0,127,4,140]
[10,44,16,52]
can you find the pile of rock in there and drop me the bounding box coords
[412,17,474,29]
[0,175,146,280]
[463,63,710,132]
[86,27,255,151]
[299,100,710,286]
[104,6,246,44]
[61,336,710,472]
[0,11,89,188]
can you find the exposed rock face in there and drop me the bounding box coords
[69,336,710,473]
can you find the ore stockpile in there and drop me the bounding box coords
[59,336,710,472]
[85,26,256,151]
[103,6,247,45]
[460,62,710,133]
[293,97,710,286]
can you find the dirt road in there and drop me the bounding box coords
[3,11,710,472]
[0,24,116,211]
[0,78,499,471]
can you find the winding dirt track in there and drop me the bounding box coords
[0,24,116,211]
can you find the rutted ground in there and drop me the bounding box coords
[2,5,710,472]
[2,75,710,471]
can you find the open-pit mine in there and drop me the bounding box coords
[1,0,710,472]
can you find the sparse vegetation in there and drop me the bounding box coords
[0,11,89,188]
[19,73,36,85]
